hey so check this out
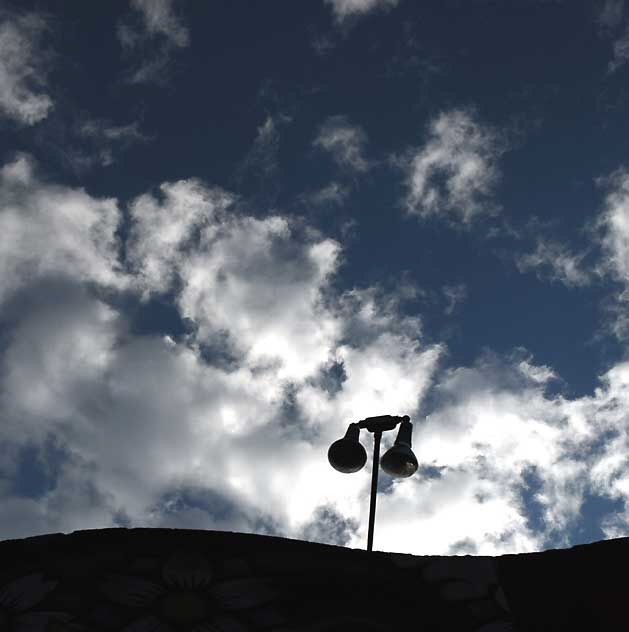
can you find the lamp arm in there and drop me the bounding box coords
[358,414,409,433]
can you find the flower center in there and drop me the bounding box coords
[160,590,208,624]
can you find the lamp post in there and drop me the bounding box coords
[327,414,419,552]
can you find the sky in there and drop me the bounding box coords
[2,0,629,556]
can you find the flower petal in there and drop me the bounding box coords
[98,573,165,608]
[120,613,173,632]
[475,622,517,632]
[0,573,59,612]
[195,614,249,632]
[13,610,81,632]
[210,577,278,610]
[161,550,213,590]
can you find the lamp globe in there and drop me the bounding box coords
[328,423,367,473]
[380,419,419,478]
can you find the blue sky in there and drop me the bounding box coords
[2,0,629,555]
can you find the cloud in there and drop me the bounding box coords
[311,33,336,57]
[118,0,189,84]
[597,0,624,34]
[237,114,292,183]
[5,160,629,557]
[126,178,234,296]
[515,239,592,287]
[597,166,629,283]
[0,163,445,548]
[368,351,629,555]
[127,178,346,381]
[0,11,53,125]
[72,117,149,168]
[608,27,629,73]
[517,356,557,384]
[403,109,505,225]
[78,118,146,143]
[177,221,343,382]
[300,181,351,208]
[0,282,291,539]
[597,1,629,72]
[25,112,149,174]
[9,285,629,555]
[324,0,400,22]
[314,115,370,173]
[0,154,127,304]
[314,0,403,56]
[593,166,629,338]
[129,0,189,47]
[442,283,467,315]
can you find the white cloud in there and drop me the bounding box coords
[126,50,172,85]
[0,284,291,539]
[442,283,467,315]
[118,0,189,84]
[311,33,336,57]
[238,114,291,181]
[404,109,504,225]
[517,357,557,384]
[0,165,443,547]
[0,154,127,304]
[366,353,629,555]
[74,117,149,168]
[515,239,592,287]
[129,0,189,48]
[592,166,629,339]
[597,0,624,34]
[4,162,629,558]
[299,182,350,208]
[126,178,233,296]
[79,118,146,143]
[608,27,629,73]
[598,167,629,283]
[0,11,52,125]
[598,1,629,72]
[324,0,400,22]
[177,218,343,382]
[314,115,370,173]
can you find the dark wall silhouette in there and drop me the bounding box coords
[0,528,624,630]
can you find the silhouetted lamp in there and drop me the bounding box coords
[327,414,419,551]
[327,423,367,473]
[380,419,418,478]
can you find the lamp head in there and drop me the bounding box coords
[328,423,367,473]
[380,419,418,478]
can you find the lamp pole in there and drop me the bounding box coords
[328,414,418,552]
[358,415,404,552]
[366,430,381,552]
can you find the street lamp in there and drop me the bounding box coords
[327,414,419,551]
